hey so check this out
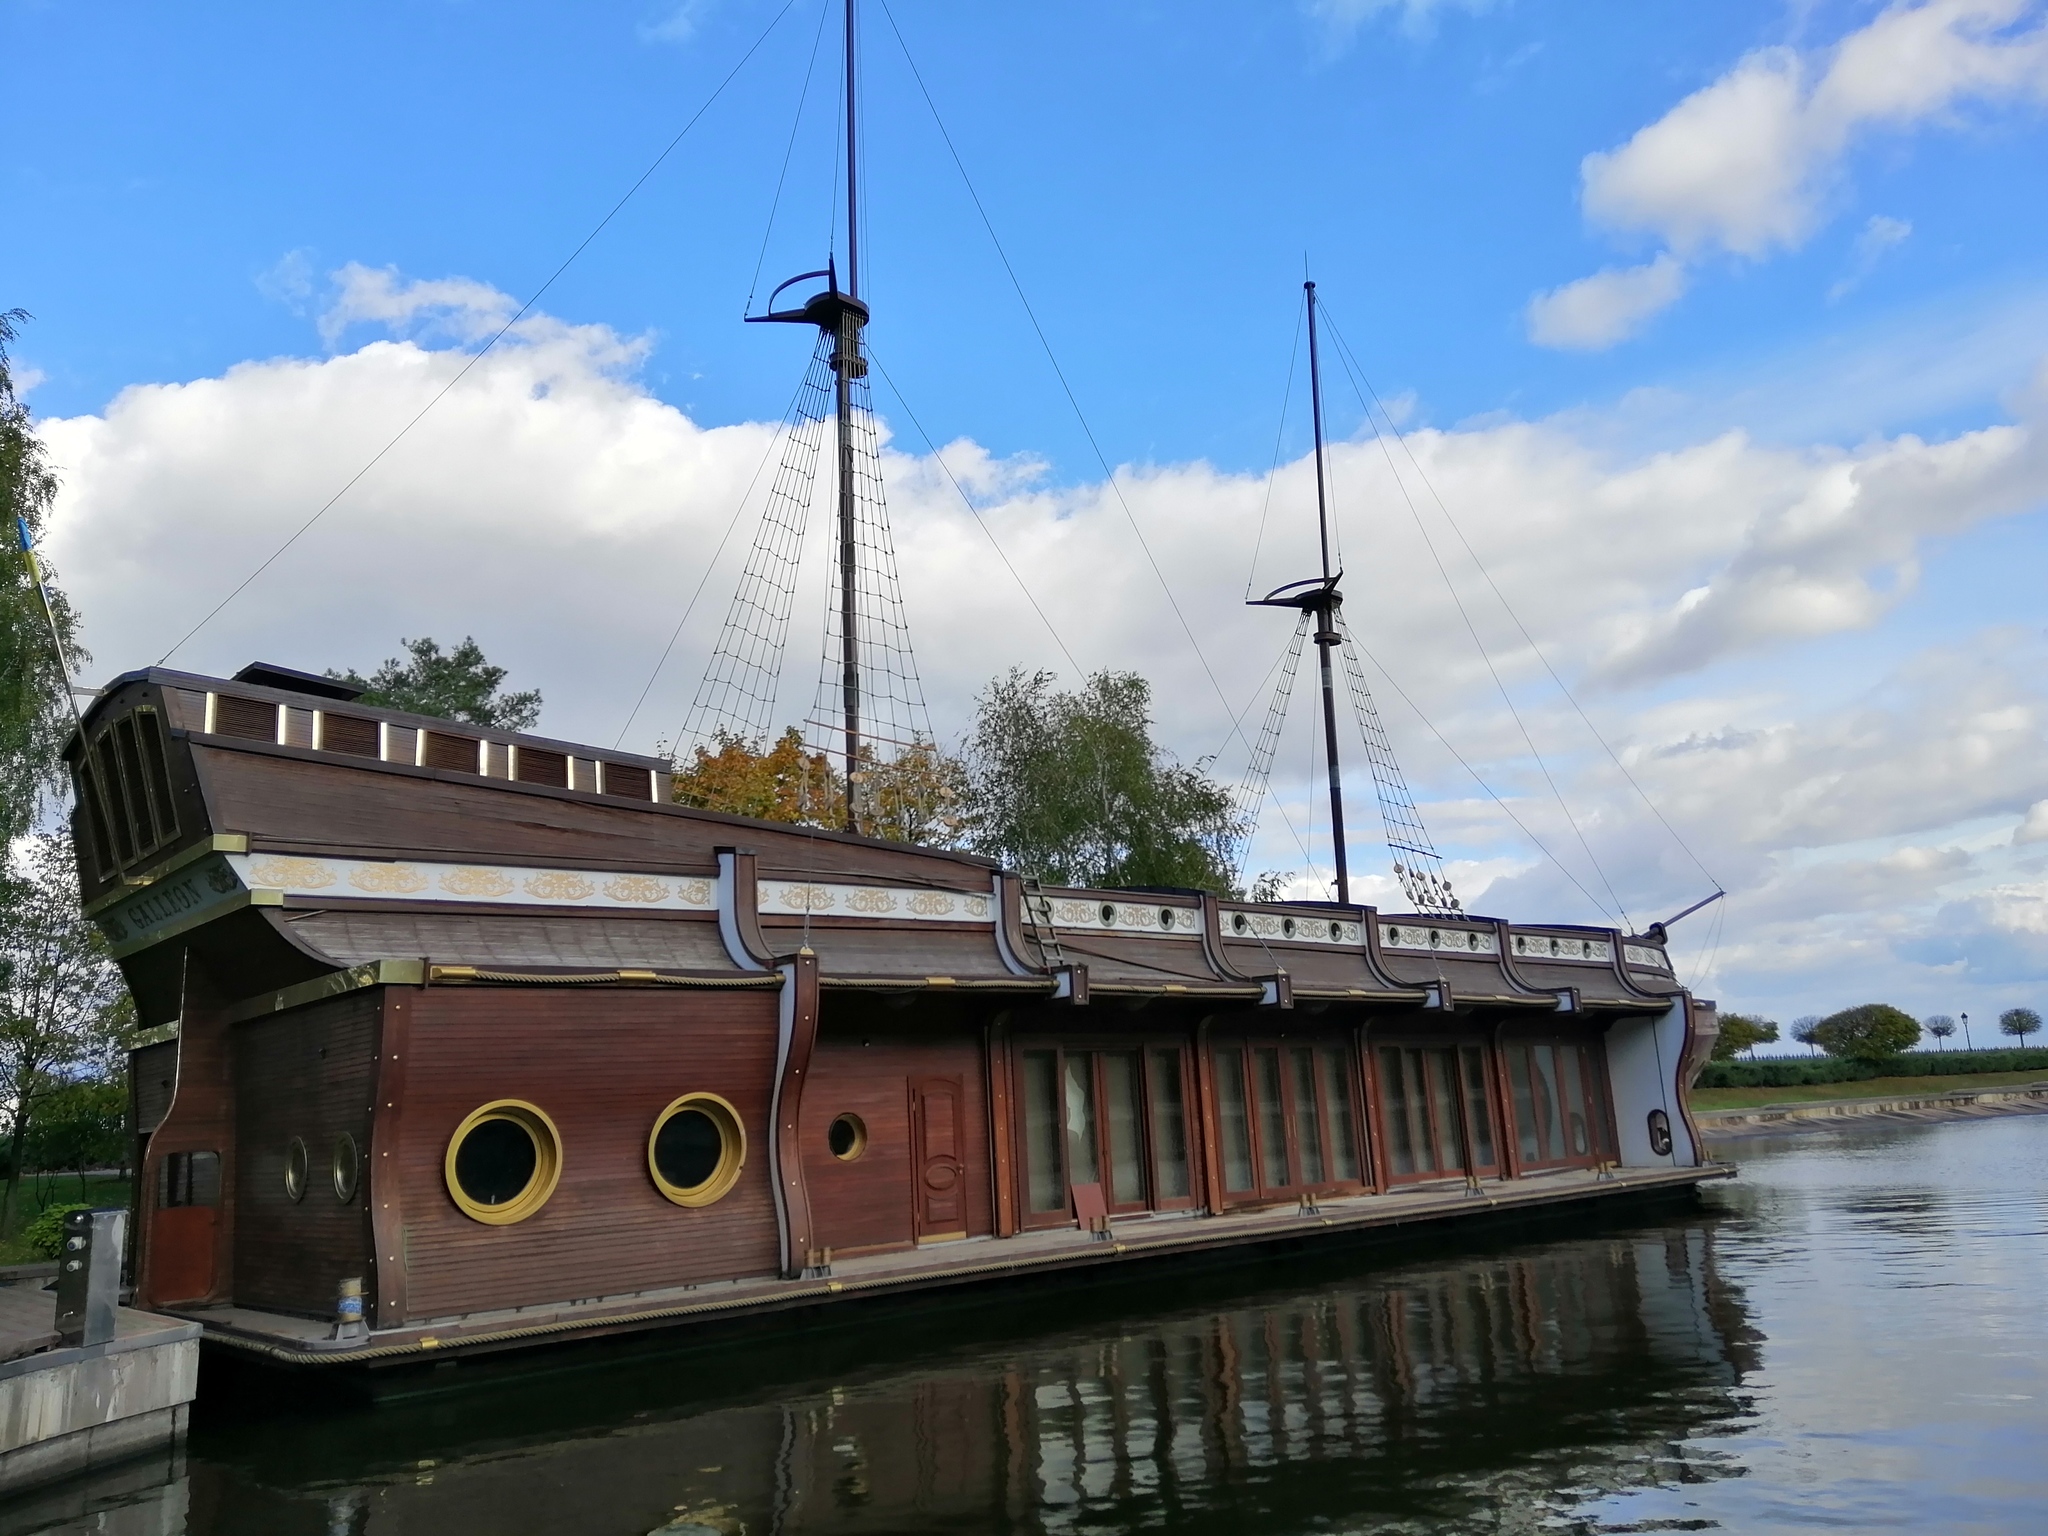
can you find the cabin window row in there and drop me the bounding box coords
[1014,1035,1616,1223]
[441,1094,746,1225]
[73,707,180,878]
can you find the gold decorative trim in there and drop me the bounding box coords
[350,863,429,894]
[523,871,597,901]
[756,880,992,924]
[444,1100,563,1226]
[250,855,337,890]
[440,866,516,898]
[647,1092,746,1209]
[603,874,671,904]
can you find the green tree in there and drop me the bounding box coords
[1713,1013,1780,1061]
[23,1078,127,1203]
[331,636,541,730]
[0,832,132,1237]
[1811,1003,1920,1065]
[0,310,86,845]
[1999,1007,2042,1046]
[1923,1014,1957,1050]
[1789,1015,1823,1056]
[959,669,1243,893]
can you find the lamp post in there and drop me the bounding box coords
[1961,1011,1973,1052]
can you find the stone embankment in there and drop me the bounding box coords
[1697,1082,2048,1139]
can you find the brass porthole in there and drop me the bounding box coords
[827,1113,868,1162]
[648,1093,746,1208]
[332,1132,361,1203]
[444,1101,562,1225]
[284,1137,308,1203]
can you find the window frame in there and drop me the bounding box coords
[1012,1037,1199,1228]
[1206,1034,1372,1207]
[1369,1038,1504,1186]
[1498,1034,1617,1171]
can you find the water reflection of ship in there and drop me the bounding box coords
[78,1227,1760,1536]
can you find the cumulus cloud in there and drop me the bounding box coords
[2015,799,2048,842]
[1532,0,2048,347]
[34,268,2048,1020]
[1526,254,1688,349]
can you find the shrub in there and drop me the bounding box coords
[21,1203,93,1261]
[1695,1046,2048,1090]
[1812,1003,1921,1063]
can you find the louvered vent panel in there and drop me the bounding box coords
[423,731,480,773]
[601,763,652,800]
[516,747,568,787]
[320,714,380,757]
[212,695,279,741]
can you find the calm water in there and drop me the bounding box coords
[17,1116,2048,1535]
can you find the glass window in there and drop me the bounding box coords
[1022,1051,1065,1213]
[1380,1047,1419,1175]
[1254,1048,1290,1190]
[1216,1049,1255,1192]
[1460,1046,1496,1169]
[646,1093,744,1209]
[1508,1046,1542,1166]
[1291,1048,1325,1185]
[1426,1051,1464,1173]
[1558,1046,1591,1157]
[1148,1050,1190,1200]
[1063,1053,1100,1188]
[1320,1047,1360,1183]
[1102,1052,1145,1206]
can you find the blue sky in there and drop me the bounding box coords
[11,0,2048,1031]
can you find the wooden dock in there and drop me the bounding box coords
[178,1162,1727,1371]
[0,1272,199,1496]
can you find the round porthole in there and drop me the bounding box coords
[1281,916,1297,939]
[649,1093,745,1208]
[1232,911,1250,935]
[284,1137,308,1203]
[1158,906,1175,930]
[828,1113,868,1162]
[444,1101,561,1225]
[1328,920,1343,941]
[332,1132,361,1203]
[1100,902,1118,926]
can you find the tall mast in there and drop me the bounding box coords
[832,0,864,832]
[1304,280,1350,904]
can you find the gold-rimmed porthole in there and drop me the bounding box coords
[827,1113,868,1162]
[648,1093,745,1207]
[444,1101,561,1225]
[284,1137,308,1203]
[332,1132,361,1203]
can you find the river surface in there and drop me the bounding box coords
[14,1115,2048,1535]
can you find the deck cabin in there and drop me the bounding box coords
[71,663,1720,1362]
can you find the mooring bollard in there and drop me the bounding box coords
[332,1276,367,1341]
[55,1207,127,1348]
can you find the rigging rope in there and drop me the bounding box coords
[1336,616,1460,916]
[746,0,836,317]
[158,0,804,665]
[1232,611,1310,874]
[1317,309,1626,926]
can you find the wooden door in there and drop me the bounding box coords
[909,1076,967,1242]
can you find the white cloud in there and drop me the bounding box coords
[1526,254,1688,349]
[1304,0,1493,45]
[255,248,316,314]
[33,269,2048,1021]
[2015,798,2048,842]
[1828,213,1913,301]
[1535,0,2048,348]
[640,0,716,46]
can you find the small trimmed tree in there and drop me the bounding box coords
[1790,1015,1823,1056]
[1923,1014,1957,1051]
[1999,1007,2043,1046]
[1713,1013,1780,1061]
[1811,1003,1920,1065]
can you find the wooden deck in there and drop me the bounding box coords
[178,1161,1730,1369]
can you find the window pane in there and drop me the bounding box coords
[1064,1053,1100,1188]
[1255,1048,1290,1189]
[1148,1049,1190,1199]
[1461,1046,1496,1169]
[1291,1049,1325,1185]
[1529,1045,1564,1162]
[1319,1047,1360,1182]
[1216,1049,1255,1192]
[95,734,138,863]
[1022,1051,1065,1213]
[1103,1052,1145,1205]
[1379,1047,1417,1175]
[136,711,179,841]
[1426,1050,1464,1173]
[1558,1045,1591,1157]
[1507,1046,1540,1165]
[114,714,158,850]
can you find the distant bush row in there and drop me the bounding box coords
[1697,1047,2048,1090]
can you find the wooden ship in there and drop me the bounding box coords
[71,0,1725,1369]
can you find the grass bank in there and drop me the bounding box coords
[1692,1070,2048,1112]
[0,1175,133,1265]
